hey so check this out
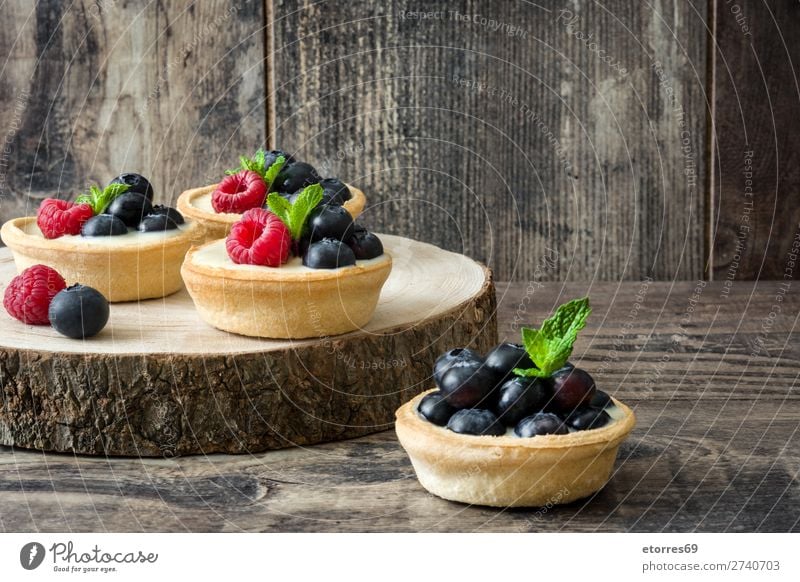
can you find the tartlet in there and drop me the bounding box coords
[181,237,391,338]
[396,389,636,507]
[177,182,366,243]
[1,216,199,302]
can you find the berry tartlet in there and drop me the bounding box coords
[181,184,390,338]
[395,298,636,508]
[177,149,366,243]
[0,173,199,302]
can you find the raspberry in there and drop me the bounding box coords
[226,208,291,267]
[211,170,267,214]
[3,264,67,325]
[37,198,94,239]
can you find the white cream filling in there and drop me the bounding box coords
[22,220,187,246]
[192,238,389,272]
[192,191,216,213]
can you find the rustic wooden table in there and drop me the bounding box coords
[1,281,797,532]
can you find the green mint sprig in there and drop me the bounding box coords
[513,297,592,378]
[226,150,286,188]
[75,183,130,215]
[266,183,323,240]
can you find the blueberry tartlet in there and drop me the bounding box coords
[0,174,199,302]
[181,184,390,338]
[177,149,366,243]
[395,297,636,507]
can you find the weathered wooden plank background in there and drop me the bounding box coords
[1,1,797,282]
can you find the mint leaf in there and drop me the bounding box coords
[75,183,129,215]
[516,297,591,377]
[266,192,291,224]
[225,150,285,184]
[263,155,286,187]
[267,183,323,240]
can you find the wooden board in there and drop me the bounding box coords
[0,0,265,217]
[0,281,796,532]
[271,0,708,281]
[710,0,800,279]
[0,236,497,456]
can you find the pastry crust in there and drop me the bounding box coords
[181,238,392,338]
[177,183,367,244]
[395,390,636,508]
[1,216,201,302]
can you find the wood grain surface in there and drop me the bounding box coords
[709,0,800,280]
[271,0,709,282]
[0,238,497,455]
[0,0,265,216]
[1,281,797,532]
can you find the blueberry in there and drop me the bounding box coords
[105,192,153,227]
[514,412,568,437]
[138,214,179,232]
[307,205,354,241]
[272,162,320,193]
[48,284,109,339]
[303,238,356,269]
[494,376,548,427]
[590,390,613,409]
[433,348,483,386]
[565,407,611,431]
[81,214,128,237]
[484,342,535,379]
[548,367,596,414]
[319,178,352,205]
[438,362,497,409]
[150,205,184,225]
[446,409,505,436]
[264,149,296,168]
[418,391,457,426]
[347,227,383,259]
[109,173,154,200]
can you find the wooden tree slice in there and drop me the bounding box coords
[0,235,496,456]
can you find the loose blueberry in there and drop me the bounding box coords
[307,205,354,241]
[272,161,320,193]
[548,367,596,414]
[438,362,497,408]
[446,409,505,436]
[514,412,568,437]
[48,284,109,339]
[494,376,548,427]
[81,214,128,237]
[589,390,613,409]
[105,192,153,227]
[150,205,184,225]
[138,214,179,232]
[303,238,356,269]
[109,173,154,200]
[565,407,611,431]
[484,342,535,379]
[319,178,352,205]
[433,348,483,386]
[418,391,457,426]
[347,227,383,260]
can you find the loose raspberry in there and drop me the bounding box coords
[211,170,267,214]
[226,208,291,267]
[37,198,94,239]
[3,264,67,325]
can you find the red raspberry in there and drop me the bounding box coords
[3,264,67,325]
[226,208,291,267]
[211,170,267,214]
[37,198,94,239]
